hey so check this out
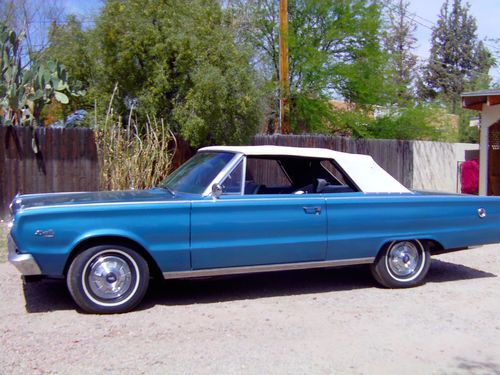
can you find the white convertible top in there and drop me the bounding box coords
[200,145,410,193]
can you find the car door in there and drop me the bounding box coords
[190,194,327,269]
[191,160,327,269]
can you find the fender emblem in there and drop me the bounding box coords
[477,208,487,219]
[34,229,55,238]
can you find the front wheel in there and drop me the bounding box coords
[67,245,149,314]
[370,240,430,288]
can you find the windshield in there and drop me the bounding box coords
[159,152,236,194]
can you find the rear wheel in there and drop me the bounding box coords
[371,240,430,288]
[67,245,149,314]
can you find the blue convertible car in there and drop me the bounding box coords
[7,145,500,313]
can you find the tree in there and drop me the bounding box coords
[43,15,95,112]
[45,16,93,86]
[488,38,500,87]
[383,0,418,104]
[420,0,495,112]
[231,0,390,133]
[90,0,261,147]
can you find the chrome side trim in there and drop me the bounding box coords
[21,196,331,212]
[22,192,472,212]
[162,257,375,279]
[22,200,193,211]
[7,235,42,276]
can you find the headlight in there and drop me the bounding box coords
[9,194,22,216]
[2,218,14,229]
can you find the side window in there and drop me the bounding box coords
[246,158,291,186]
[221,161,243,194]
[317,160,357,193]
[320,160,350,185]
[245,158,294,194]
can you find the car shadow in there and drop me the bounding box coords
[141,265,375,309]
[454,357,500,374]
[23,278,74,313]
[426,258,497,283]
[139,258,496,309]
[22,259,496,313]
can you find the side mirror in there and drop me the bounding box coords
[211,183,222,198]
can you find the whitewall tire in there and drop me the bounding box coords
[67,245,149,314]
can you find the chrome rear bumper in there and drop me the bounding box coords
[7,235,42,276]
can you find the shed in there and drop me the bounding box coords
[461,90,500,195]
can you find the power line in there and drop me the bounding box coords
[386,1,498,51]
[384,2,434,31]
[30,19,95,25]
[384,1,500,82]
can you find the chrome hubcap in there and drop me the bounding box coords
[87,255,132,300]
[388,241,420,277]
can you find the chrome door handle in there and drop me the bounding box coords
[303,206,321,215]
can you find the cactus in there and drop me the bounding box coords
[0,24,24,124]
[0,23,85,126]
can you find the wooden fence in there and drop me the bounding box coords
[1,129,413,217]
[0,126,99,216]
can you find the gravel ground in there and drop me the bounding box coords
[0,221,7,263]
[0,223,499,374]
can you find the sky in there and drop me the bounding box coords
[408,0,500,80]
[64,0,500,79]
[63,0,102,18]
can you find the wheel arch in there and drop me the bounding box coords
[376,238,444,259]
[63,235,162,279]
[420,239,445,254]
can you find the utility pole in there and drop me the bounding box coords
[279,0,290,134]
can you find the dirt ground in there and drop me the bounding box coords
[0,222,499,374]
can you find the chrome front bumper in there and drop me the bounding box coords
[7,235,42,276]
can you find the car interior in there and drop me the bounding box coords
[243,156,358,195]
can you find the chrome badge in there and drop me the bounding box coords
[34,229,55,238]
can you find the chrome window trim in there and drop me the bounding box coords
[202,152,244,197]
[241,155,247,195]
[218,157,246,196]
[162,257,375,279]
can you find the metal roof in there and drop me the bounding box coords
[461,90,500,110]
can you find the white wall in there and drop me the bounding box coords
[411,141,479,193]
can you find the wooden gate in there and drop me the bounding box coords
[489,121,500,195]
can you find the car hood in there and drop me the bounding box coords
[10,189,182,214]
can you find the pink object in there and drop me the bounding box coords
[461,159,479,195]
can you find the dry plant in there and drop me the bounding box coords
[96,88,176,190]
